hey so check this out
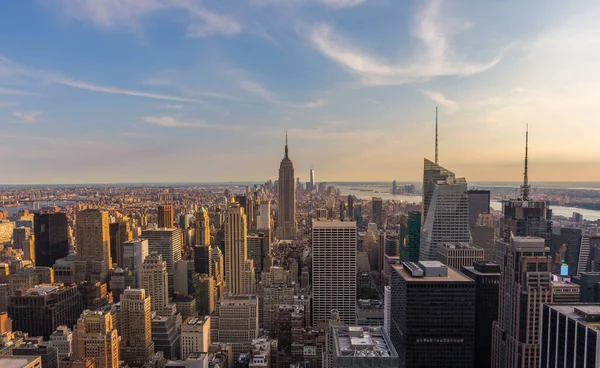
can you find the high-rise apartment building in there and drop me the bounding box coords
[157,205,174,229]
[210,295,259,360]
[312,219,357,326]
[224,202,255,294]
[492,236,552,368]
[34,212,69,267]
[108,220,132,268]
[194,208,210,246]
[181,316,210,360]
[460,261,501,368]
[406,211,421,262]
[141,253,169,314]
[371,197,383,229]
[540,304,600,367]
[390,261,475,368]
[76,209,111,283]
[119,288,154,367]
[467,190,490,228]
[420,172,470,261]
[141,228,183,295]
[122,239,148,288]
[277,133,297,240]
[9,284,83,340]
[73,308,119,368]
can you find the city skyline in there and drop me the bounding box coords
[1,1,599,183]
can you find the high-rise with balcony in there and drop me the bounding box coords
[491,236,552,368]
[224,202,255,294]
[277,133,297,240]
[76,209,111,283]
[119,288,154,367]
[312,219,357,326]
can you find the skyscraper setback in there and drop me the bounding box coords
[277,132,297,240]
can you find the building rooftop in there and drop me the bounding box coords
[547,304,600,332]
[332,326,398,359]
[184,316,210,326]
[312,219,357,227]
[439,242,482,250]
[393,263,472,282]
[0,356,42,368]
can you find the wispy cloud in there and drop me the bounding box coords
[421,90,459,113]
[0,101,18,108]
[143,116,243,131]
[0,55,199,102]
[319,0,365,8]
[303,99,325,108]
[166,105,184,109]
[0,87,37,96]
[308,0,501,85]
[54,0,241,37]
[12,111,40,123]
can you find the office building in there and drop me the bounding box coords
[34,213,69,267]
[9,284,83,340]
[460,261,501,368]
[180,316,210,360]
[76,209,111,283]
[371,197,383,229]
[247,235,262,276]
[210,295,259,360]
[108,221,132,268]
[0,356,42,368]
[197,274,215,316]
[256,200,271,232]
[50,326,73,361]
[122,239,148,288]
[491,236,552,368]
[141,253,169,314]
[73,308,119,368]
[277,133,297,240]
[312,219,357,326]
[467,190,490,228]
[172,295,196,321]
[120,288,155,367]
[151,313,181,360]
[471,224,496,261]
[347,195,354,220]
[437,242,484,270]
[421,158,455,226]
[552,227,584,276]
[193,244,212,276]
[157,205,174,229]
[13,227,30,251]
[310,167,315,192]
[13,342,58,368]
[540,304,600,367]
[578,272,600,302]
[330,326,399,367]
[390,261,475,367]
[551,279,580,303]
[142,228,183,295]
[420,173,470,261]
[223,202,255,294]
[406,211,421,262]
[194,208,210,246]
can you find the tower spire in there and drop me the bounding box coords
[521,125,530,200]
[435,106,439,165]
[284,129,289,159]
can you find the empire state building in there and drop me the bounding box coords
[277,133,297,240]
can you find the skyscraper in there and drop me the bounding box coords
[34,212,69,267]
[277,132,297,240]
[141,228,183,295]
[256,200,271,232]
[500,129,552,250]
[421,159,455,226]
[122,239,148,288]
[193,244,212,276]
[194,208,210,246]
[312,219,357,326]
[491,236,552,368]
[419,172,470,261]
[120,288,154,367]
[73,308,119,368]
[390,261,475,367]
[141,253,169,314]
[406,211,421,262]
[108,220,132,268]
[467,190,490,228]
[181,316,210,360]
[309,166,315,192]
[210,295,259,360]
[157,205,174,229]
[347,195,354,220]
[223,202,255,294]
[372,197,383,229]
[76,209,112,283]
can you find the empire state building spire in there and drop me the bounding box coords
[285,129,288,159]
[520,125,531,201]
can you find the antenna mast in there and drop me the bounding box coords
[435,106,439,165]
[521,125,530,200]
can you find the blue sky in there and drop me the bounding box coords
[1,0,599,184]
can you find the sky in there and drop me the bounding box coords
[1,0,599,184]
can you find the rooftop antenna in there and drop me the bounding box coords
[285,129,288,159]
[520,125,530,200]
[435,106,439,165]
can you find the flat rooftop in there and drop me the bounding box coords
[547,304,600,332]
[439,242,482,250]
[392,264,472,282]
[333,326,398,359]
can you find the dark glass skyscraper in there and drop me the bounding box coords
[372,197,383,229]
[467,190,490,228]
[34,212,69,267]
[406,211,421,262]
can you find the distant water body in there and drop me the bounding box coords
[336,183,600,221]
